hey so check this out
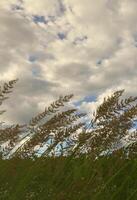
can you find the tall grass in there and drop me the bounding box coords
[0,78,137,199]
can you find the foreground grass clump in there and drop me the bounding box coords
[0,156,137,200]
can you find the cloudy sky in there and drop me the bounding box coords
[0,0,137,125]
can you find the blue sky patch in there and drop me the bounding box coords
[11,4,24,11]
[73,36,88,45]
[57,32,66,40]
[31,66,41,77]
[29,55,37,63]
[74,95,97,107]
[33,15,48,24]
[96,59,102,65]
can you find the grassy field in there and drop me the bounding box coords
[0,156,137,200]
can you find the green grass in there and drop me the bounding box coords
[0,156,137,200]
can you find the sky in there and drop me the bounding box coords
[0,0,137,125]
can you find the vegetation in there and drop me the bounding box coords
[0,156,137,200]
[1,79,137,199]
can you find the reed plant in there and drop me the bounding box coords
[0,79,137,159]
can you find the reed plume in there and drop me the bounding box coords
[0,79,27,157]
[1,78,137,159]
[13,95,86,158]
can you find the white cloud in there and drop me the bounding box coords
[23,0,62,16]
[0,0,17,9]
